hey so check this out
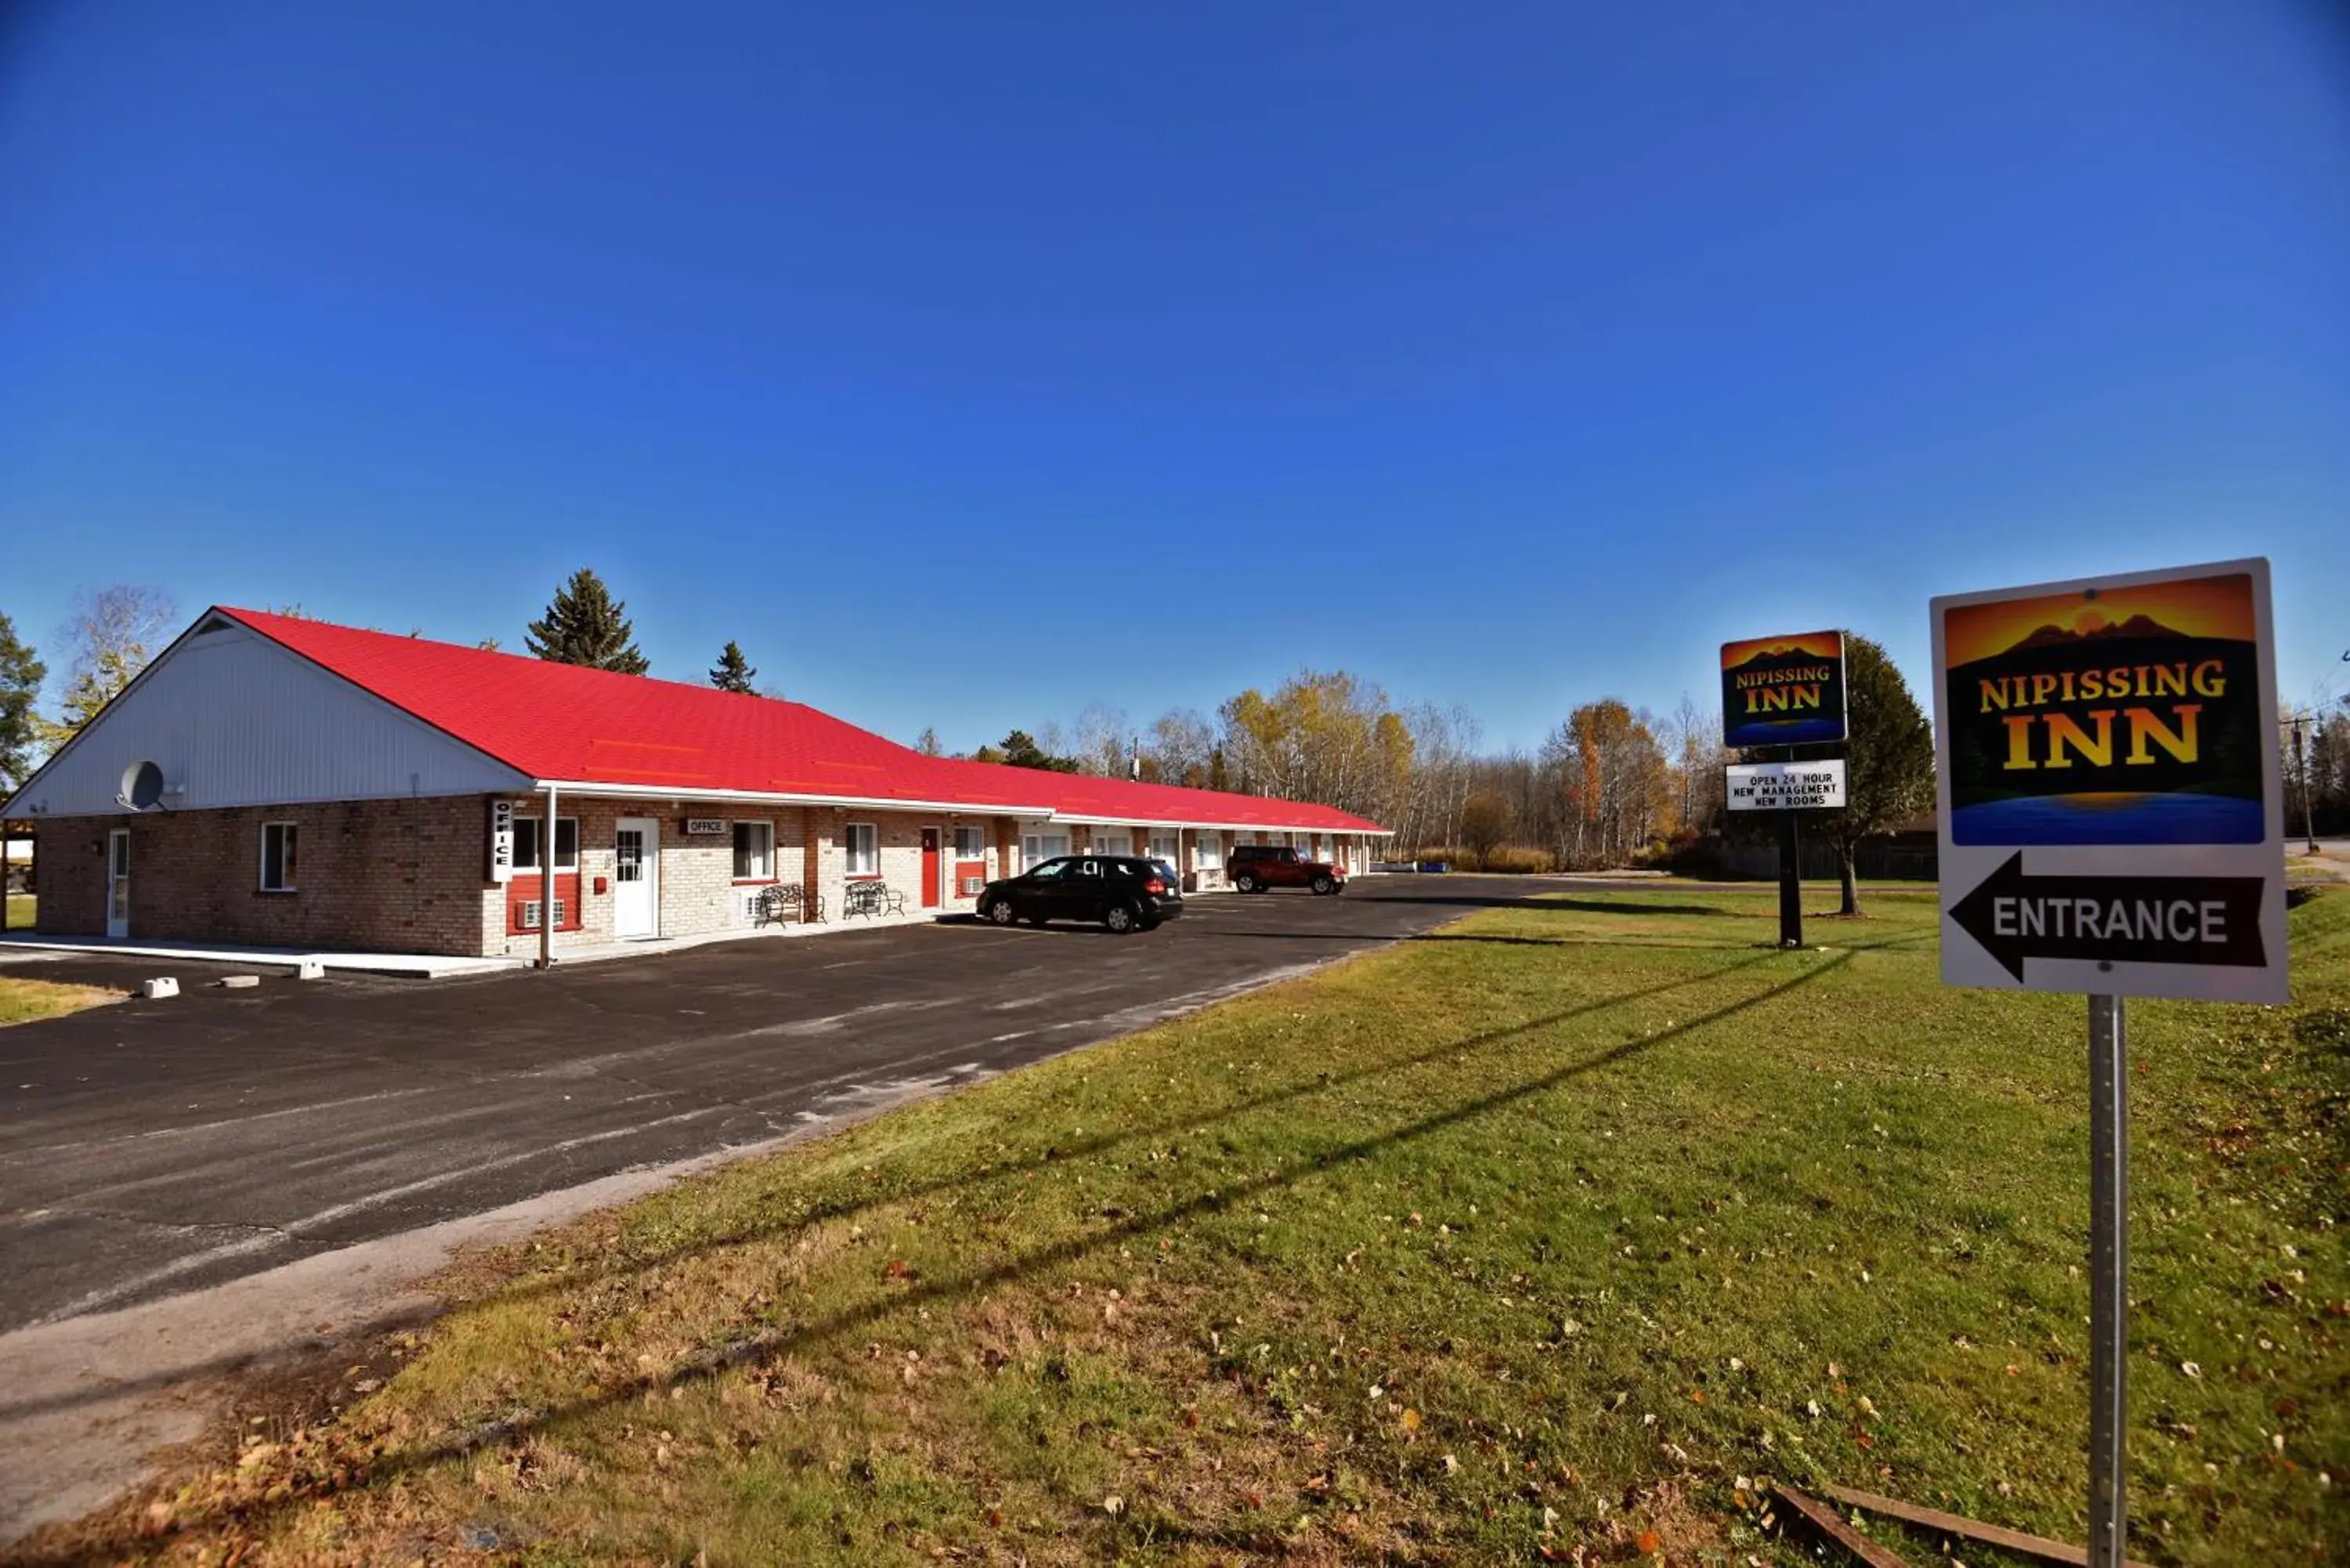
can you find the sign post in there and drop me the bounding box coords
[1723,631,1847,949]
[1932,559,2287,1568]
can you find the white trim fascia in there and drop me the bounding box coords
[529,780,1065,818]
[1050,812,1391,835]
[4,782,526,820]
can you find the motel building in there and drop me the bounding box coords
[0,609,1390,959]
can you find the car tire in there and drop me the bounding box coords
[987,898,1019,926]
[1104,902,1139,934]
[1235,874,1258,893]
[1311,875,1335,895]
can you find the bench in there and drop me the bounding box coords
[841,880,906,919]
[753,883,824,927]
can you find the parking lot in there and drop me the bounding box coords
[0,875,1553,1332]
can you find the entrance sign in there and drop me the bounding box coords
[1721,630,1846,749]
[683,818,728,836]
[1932,559,2286,1003]
[1931,557,2287,1568]
[1726,760,1846,812]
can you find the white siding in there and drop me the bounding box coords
[4,620,528,818]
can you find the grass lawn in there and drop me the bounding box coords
[102,889,2348,1566]
[0,974,119,1026]
[3,891,32,930]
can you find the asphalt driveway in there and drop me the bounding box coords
[0,874,1560,1332]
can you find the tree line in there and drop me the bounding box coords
[34,566,2323,913]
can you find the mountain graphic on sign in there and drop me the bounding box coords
[2005,613,2187,656]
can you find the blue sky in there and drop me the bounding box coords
[4,1,2347,751]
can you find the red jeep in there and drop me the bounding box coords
[1227,844,1347,895]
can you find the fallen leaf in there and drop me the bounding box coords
[1401,1407,1422,1433]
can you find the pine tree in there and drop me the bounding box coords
[526,569,649,674]
[709,641,756,693]
[0,612,46,793]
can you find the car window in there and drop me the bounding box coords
[1279,847,1299,862]
[1029,858,1068,881]
[1150,860,1179,882]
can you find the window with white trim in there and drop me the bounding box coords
[732,821,775,881]
[954,826,985,861]
[1195,830,1223,869]
[1149,833,1179,863]
[513,817,580,872]
[844,822,878,877]
[259,822,298,891]
[1021,833,1069,869]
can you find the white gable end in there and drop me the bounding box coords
[2,618,529,818]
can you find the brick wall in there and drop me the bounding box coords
[31,798,492,954]
[485,799,815,956]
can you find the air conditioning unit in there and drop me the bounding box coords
[958,876,985,897]
[519,900,542,930]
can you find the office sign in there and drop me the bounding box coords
[683,818,728,836]
[1721,630,1846,748]
[1726,760,1846,812]
[1932,558,2286,1003]
[488,799,515,883]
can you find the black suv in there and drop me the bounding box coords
[1227,844,1347,895]
[977,855,1185,934]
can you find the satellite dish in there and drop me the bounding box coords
[120,761,165,811]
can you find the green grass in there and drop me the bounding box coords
[113,890,2349,1566]
[0,975,118,1026]
[3,891,31,930]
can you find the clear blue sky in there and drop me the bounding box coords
[4,1,2347,752]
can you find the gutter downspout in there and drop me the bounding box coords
[537,781,558,970]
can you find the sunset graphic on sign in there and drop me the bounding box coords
[1720,630,1842,670]
[1943,574,2255,669]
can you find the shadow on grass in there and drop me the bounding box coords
[17,930,1928,1565]
[0,924,1929,1436]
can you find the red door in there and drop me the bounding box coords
[920,828,942,909]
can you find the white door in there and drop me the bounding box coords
[106,829,130,938]
[614,818,660,938]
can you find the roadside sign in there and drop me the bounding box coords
[1726,759,1846,812]
[1932,557,2287,1568]
[1721,630,1846,749]
[1931,558,2287,1003]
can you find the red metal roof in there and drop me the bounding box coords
[222,609,1386,833]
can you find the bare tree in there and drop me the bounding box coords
[1070,704,1131,777]
[34,585,178,750]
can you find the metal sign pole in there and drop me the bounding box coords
[2087,992,2128,1567]
[1777,805,1802,948]
[1777,745,1803,948]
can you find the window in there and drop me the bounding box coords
[514,817,580,872]
[732,821,775,881]
[1028,858,1069,880]
[1195,831,1222,869]
[954,826,985,861]
[1021,833,1068,870]
[1149,833,1178,863]
[844,822,878,877]
[259,822,298,891]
